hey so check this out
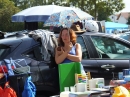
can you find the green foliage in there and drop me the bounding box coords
[0,0,125,32]
[0,0,23,32]
[86,0,125,21]
[106,18,112,22]
[58,0,125,21]
[9,0,126,18]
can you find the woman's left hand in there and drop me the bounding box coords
[57,47,64,56]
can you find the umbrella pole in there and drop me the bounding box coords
[24,21,26,30]
[24,21,27,30]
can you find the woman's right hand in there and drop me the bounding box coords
[57,47,64,56]
[55,46,68,64]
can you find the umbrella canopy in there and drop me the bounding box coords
[12,5,70,22]
[12,5,93,22]
[44,10,92,27]
[44,10,80,27]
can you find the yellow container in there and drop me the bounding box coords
[112,86,130,97]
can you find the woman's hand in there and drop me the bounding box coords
[55,46,69,64]
[57,47,64,56]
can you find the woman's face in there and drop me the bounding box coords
[61,29,70,43]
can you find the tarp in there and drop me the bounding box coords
[105,22,128,29]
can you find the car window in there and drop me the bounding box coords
[0,44,10,60]
[23,45,43,61]
[77,36,89,59]
[119,33,130,41]
[91,36,130,59]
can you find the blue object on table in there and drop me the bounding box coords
[22,76,36,97]
[118,72,123,80]
[120,81,127,84]
[123,69,130,76]
[124,75,130,82]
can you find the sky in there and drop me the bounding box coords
[120,0,130,12]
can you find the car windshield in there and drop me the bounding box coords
[0,44,10,60]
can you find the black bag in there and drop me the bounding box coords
[48,50,57,68]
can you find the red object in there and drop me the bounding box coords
[122,83,130,90]
[0,65,15,73]
[0,65,8,73]
[0,81,17,97]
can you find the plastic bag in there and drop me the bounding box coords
[0,62,17,97]
[4,59,15,75]
[22,76,36,97]
[13,59,30,74]
[0,82,17,97]
[58,62,81,92]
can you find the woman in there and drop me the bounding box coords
[55,28,85,74]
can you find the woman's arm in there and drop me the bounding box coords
[55,47,68,64]
[66,43,82,62]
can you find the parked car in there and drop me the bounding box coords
[1,30,130,96]
[116,32,130,42]
[0,31,4,39]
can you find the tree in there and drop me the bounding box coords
[85,0,125,21]
[0,0,23,32]
[10,0,43,9]
[59,0,125,21]
[4,0,125,32]
[66,0,125,21]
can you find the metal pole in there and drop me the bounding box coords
[95,0,96,20]
[106,1,108,21]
